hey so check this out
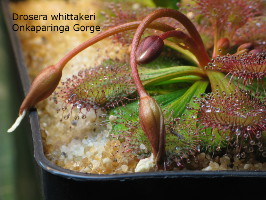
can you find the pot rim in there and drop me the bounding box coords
[3,0,266,181]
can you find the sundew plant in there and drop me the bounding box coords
[9,0,266,170]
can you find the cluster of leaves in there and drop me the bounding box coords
[55,0,266,169]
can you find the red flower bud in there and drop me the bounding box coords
[139,95,165,167]
[136,35,164,64]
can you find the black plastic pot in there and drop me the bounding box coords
[2,0,266,199]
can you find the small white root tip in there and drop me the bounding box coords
[7,110,26,133]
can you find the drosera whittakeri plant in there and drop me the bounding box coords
[8,0,266,171]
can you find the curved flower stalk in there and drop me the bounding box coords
[8,1,266,170]
[7,20,176,133]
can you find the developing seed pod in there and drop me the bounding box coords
[136,35,164,64]
[56,61,136,115]
[8,65,62,132]
[139,95,166,167]
[21,65,62,114]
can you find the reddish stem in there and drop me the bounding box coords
[159,29,187,40]
[55,21,176,71]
